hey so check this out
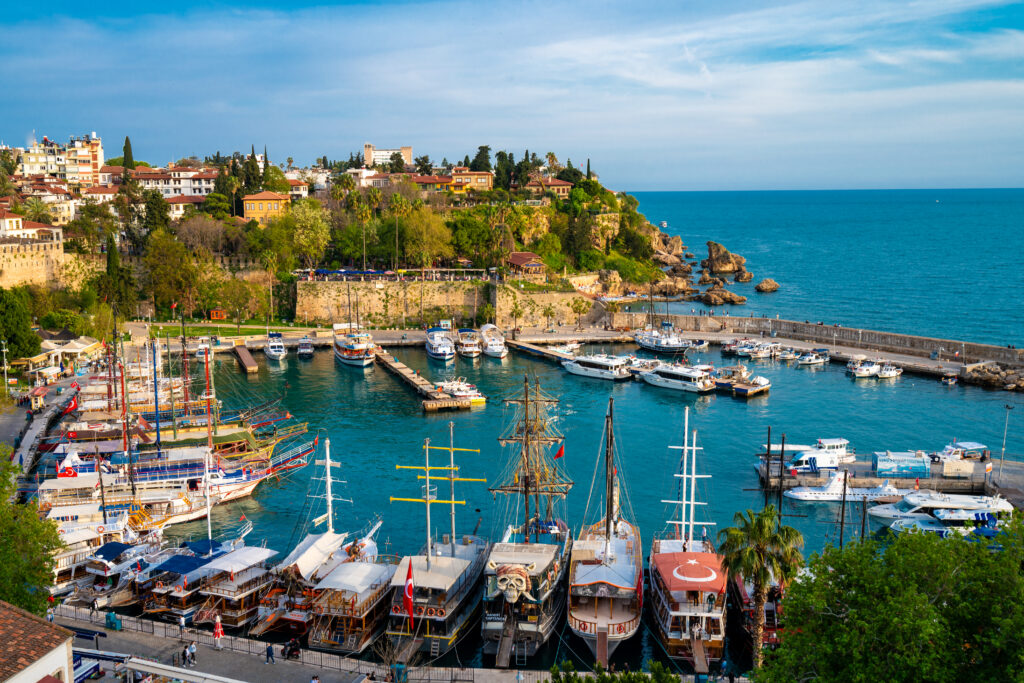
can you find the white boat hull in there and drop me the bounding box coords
[641,372,714,393]
[483,347,508,358]
[562,361,631,381]
[334,349,374,367]
[427,349,455,361]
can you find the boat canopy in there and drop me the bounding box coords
[203,546,278,573]
[391,556,470,592]
[316,561,396,598]
[95,541,133,561]
[486,543,559,576]
[652,551,727,595]
[951,441,987,450]
[46,502,101,519]
[276,531,349,581]
[181,539,226,556]
[61,529,100,545]
[39,473,120,491]
[570,538,637,590]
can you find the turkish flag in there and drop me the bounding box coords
[71,381,80,391]
[554,444,564,460]
[61,395,78,416]
[57,467,78,478]
[403,561,415,630]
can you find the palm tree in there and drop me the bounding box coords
[366,187,383,215]
[542,304,556,330]
[286,157,294,170]
[225,176,241,217]
[387,193,411,270]
[717,505,804,669]
[509,300,524,334]
[22,197,53,224]
[355,202,372,270]
[568,298,590,330]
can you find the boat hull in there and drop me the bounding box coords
[562,362,631,381]
[483,348,508,358]
[644,373,715,393]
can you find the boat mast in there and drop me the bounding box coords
[150,339,162,454]
[689,429,698,545]
[522,376,531,544]
[604,397,614,546]
[179,311,190,409]
[449,421,456,556]
[424,437,433,570]
[203,347,214,552]
[676,408,689,540]
[166,332,177,439]
[324,437,334,534]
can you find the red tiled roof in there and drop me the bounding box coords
[83,186,118,195]
[23,220,57,230]
[411,175,452,184]
[543,178,574,187]
[167,195,205,204]
[507,251,544,267]
[99,165,123,173]
[287,179,307,186]
[242,191,290,201]
[0,600,72,679]
[0,210,23,220]
[192,172,218,179]
[136,173,173,181]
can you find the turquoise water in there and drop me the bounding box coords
[632,189,1024,346]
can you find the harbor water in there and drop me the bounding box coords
[633,189,1024,347]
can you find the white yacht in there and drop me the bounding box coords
[876,364,903,379]
[333,326,376,367]
[265,332,287,361]
[425,327,456,362]
[890,508,1004,538]
[437,378,486,405]
[868,491,1013,522]
[641,364,716,393]
[784,470,913,503]
[480,324,508,358]
[778,348,800,361]
[635,328,691,354]
[930,441,989,462]
[455,328,483,358]
[797,352,828,366]
[562,354,632,381]
[851,361,881,378]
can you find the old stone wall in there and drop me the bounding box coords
[0,239,66,288]
[494,284,602,329]
[610,312,1024,366]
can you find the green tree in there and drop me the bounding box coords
[220,277,256,332]
[478,302,495,326]
[141,190,170,234]
[366,187,383,215]
[0,172,18,199]
[388,151,406,173]
[143,229,198,311]
[387,193,411,269]
[0,288,41,357]
[201,192,232,220]
[509,298,524,331]
[718,505,804,669]
[550,660,676,683]
[292,199,331,269]
[404,206,453,268]
[261,165,291,194]
[21,197,53,224]
[759,523,1024,682]
[542,303,556,329]
[0,454,62,615]
[39,309,87,335]
[586,158,592,179]
[469,145,492,172]
[122,135,135,169]
[414,155,432,175]
[0,148,17,176]
[568,298,591,329]
[94,234,137,312]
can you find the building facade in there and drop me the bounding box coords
[242,191,290,225]
[364,143,412,168]
[451,167,494,193]
[16,133,104,188]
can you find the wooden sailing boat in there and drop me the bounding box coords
[567,397,642,666]
[385,422,490,662]
[482,376,573,667]
[648,408,727,674]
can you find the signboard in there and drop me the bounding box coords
[439,320,452,330]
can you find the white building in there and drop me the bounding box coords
[363,143,412,168]
[129,166,219,198]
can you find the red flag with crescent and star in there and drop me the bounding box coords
[61,394,78,416]
[403,561,415,630]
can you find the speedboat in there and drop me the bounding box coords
[641,363,716,393]
[890,508,1004,538]
[480,324,508,358]
[688,339,709,351]
[265,333,287,361]
[778,348,800,361]
[876,364,902,379]
[941,372,958,386]
[455,328,483,358]
[333,325,375,367]
[425,328,456,362]
[851,361,881,378]
[437,378,486,405]
[552,341,583,355]
[562,354,632,380]
[797,352,828,366]
[929,442,988,462]
[784,470,912,503]
[868,491,1013,522]
[846,355,867,371]
[296,336,314,359]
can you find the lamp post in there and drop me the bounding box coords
[998,404,1014,485]
[1,340,8,398]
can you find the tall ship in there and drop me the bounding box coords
[333,324,376,367]
[385,423,490,662]
[648,409,727,675]
[480,324,508,359]
[567,398,642,666]
[482,377,573,667]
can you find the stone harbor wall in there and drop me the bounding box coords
[0,239,66,288]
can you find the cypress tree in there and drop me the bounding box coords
[462,155,470,168]
[586,158,591,179]
[122,136,135,170]
[106,233,120,277]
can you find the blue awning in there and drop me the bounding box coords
[155,552,221,575]
[181,539,223,556]
[95,542,132,561]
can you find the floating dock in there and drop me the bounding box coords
[505,339,573,363]
[715,379,771,398]
[232,344,258,374]
[757,458,989,495]
[373,350,472,412]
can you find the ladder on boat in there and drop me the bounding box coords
[496,620,516,668]
[515,641,527,667]
[430,636,441,658]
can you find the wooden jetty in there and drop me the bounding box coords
[757,458,990,495]
[715,378,770,398]
[373,349,472,412]
[505,339,574,363]
[233,344,258,374]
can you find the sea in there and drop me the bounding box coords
[165,190,1024,671]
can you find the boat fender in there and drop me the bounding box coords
[175,585,183,592]
[392,605,401,614]
[350,596,356,612]
[230,571,235,582]
[58,528,65,534]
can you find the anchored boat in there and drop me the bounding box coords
[480,324,508,359]
[333,324,376,367]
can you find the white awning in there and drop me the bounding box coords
[276,531,349,581]
[390,555,470,591]
[47,502,101,519]
[61,529,100,545]
[203,546,278,572]
[316,561,396,597]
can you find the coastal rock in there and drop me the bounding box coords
[698,270,714,285]
[668,262,692,278]
[652,250,682,267]
[700,284,747,305]
[734,269,753,283]
[684,252,695,259]
[701,241,747,275]
[654,277,695,297]
[755,278,780,293]
[665,235,684,256]
[598,269,623,296]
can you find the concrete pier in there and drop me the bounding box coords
[231,344,258,374]
[373,349,473,412]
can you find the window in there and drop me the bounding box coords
[259,203,263,210]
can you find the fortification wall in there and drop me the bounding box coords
[0,239,65,288]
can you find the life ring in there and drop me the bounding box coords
[617,623,624,634]
[580,622,587,632]
[175,585,183,592]
[58,528,65,534]
[415,606,424,616]
[437,608,445,617]
[97,525,105,533]
[392,605,401,614]
[547,569,554,584]
[156,581,164,589]
[426,608,436,617]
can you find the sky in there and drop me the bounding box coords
[1,0,1023,190]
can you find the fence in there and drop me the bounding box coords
[55,604,553,682]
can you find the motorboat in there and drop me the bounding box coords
[876,364,902,379]
[786,438,856,472]
[297,336,315,359]
[941,373,958,386]
[265,333,287,361]
[641,363,716,393]
[425,328,456,362]
[929,441,989,462]
[551,341,583,355]
[797,352,828,366]
[635,328,691,354]
[561,354,633,381]
[846,355,867,371]
[688,339,709,351]
[333,325,375,367]
[480,324,508,358]
[778,348,800,361]
[851,361,881,378]
[567,398,641,666]
[437,378,486,405]
[784,470,912,503]
[868,491,1013,522]
[455,328,483,358]
[890,508,1004,538]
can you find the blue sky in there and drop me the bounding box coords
[1,0,1022,190]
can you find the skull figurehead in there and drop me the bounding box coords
[489,561,536,603]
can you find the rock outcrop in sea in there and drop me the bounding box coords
[700,283,747,305]
[734,269,753,283]
[962,363,1024,392]
[755,278,780,293]
[701,241,747,274]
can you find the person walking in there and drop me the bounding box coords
[265,643,275,664]
[178,614,186,639]
[182,645,191,668]
[188,641,197,667]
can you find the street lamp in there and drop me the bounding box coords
[998,404,1014,485]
